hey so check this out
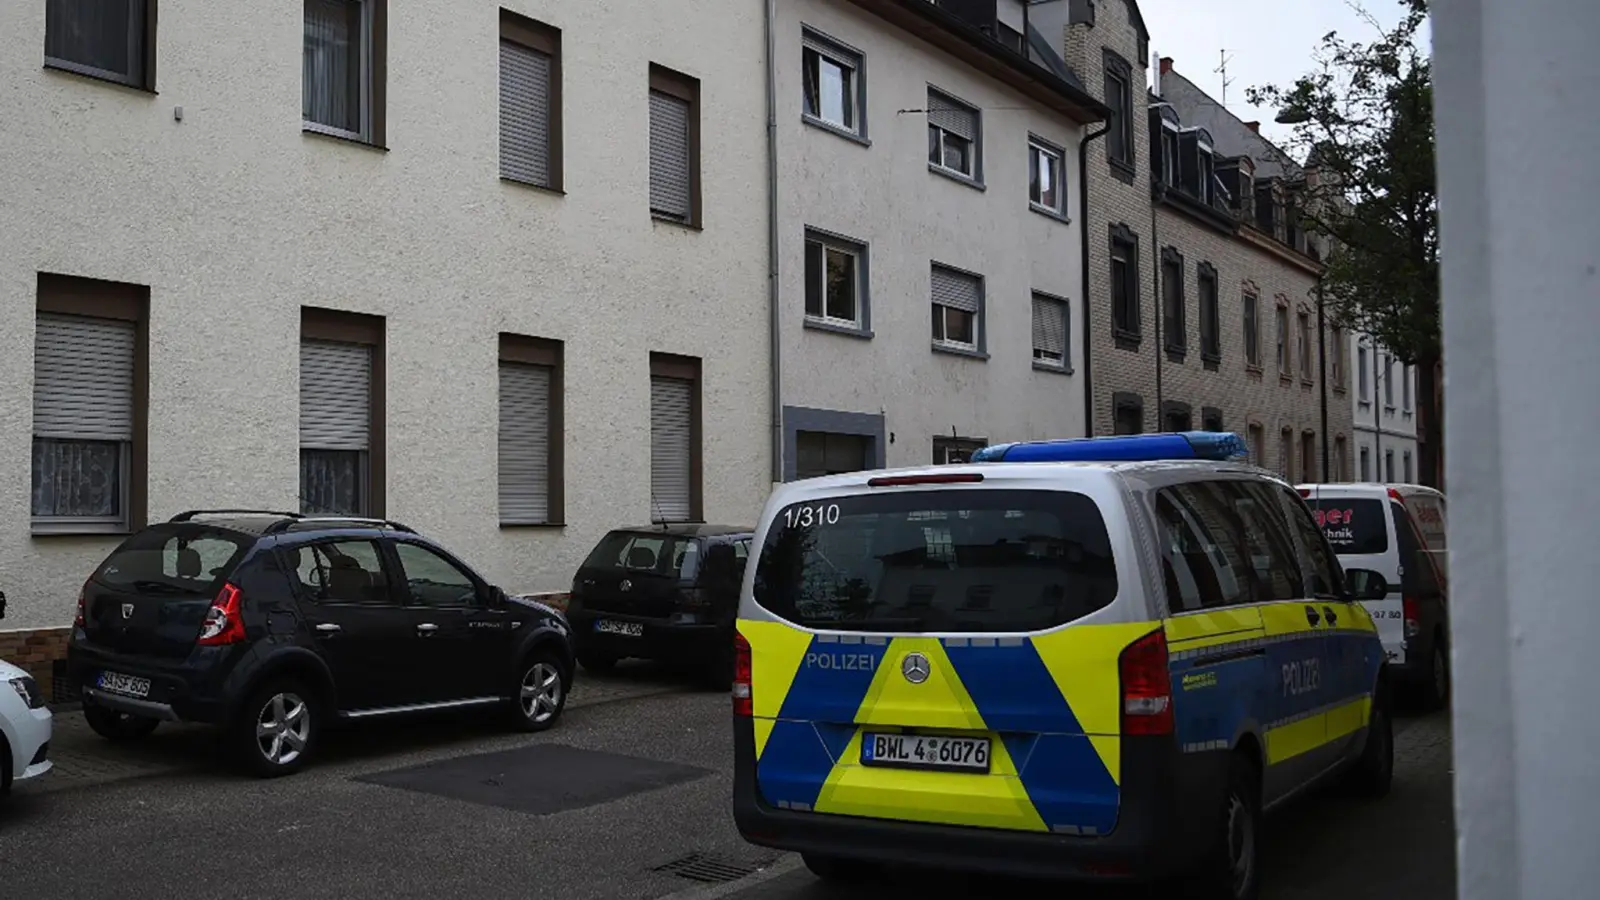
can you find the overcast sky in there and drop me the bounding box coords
[1135,0,1427,144]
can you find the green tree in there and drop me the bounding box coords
[1248,0,1440,486]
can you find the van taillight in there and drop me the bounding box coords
[1120,629,1174,736]
[1402,595,1421,638]
[733,631,753,717]
[197,583,247,646]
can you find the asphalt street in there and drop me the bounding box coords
[0,664,1456,900]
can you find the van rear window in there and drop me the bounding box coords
[1305,498,1388,555]
[752,489,1118,634]
[93,525,251,595]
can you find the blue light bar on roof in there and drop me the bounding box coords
[970,431,1250,464]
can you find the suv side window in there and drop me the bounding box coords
[392,542,481,608]
[1153,484,1257,612]
[1220,481,1305,602]
[288,540,392,605]
[1278,487,1342,597]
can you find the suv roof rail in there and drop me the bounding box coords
[170,509,304,523]
[264,516,417,535]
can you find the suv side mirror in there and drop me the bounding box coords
[487,586,507,607]
[1345,568,1389,601]
[0,589,7,619]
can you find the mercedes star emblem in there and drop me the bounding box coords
[901,652,931,685]
[121,603,134,619]
[619,579,632,592]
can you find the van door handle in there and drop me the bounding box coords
[314,623,341,634]
[1304,605,1322,627]
[1322,606,1339,627]
[417,623,439,635]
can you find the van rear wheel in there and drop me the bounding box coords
[1418,640,1450,711]
[1186,754,1261,900]
[801,853,878,884]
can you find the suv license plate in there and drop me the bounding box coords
[594,619,643,637]
[861,733,991,773]
[97,671,152,699]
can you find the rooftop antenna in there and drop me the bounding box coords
[1216,49,1235,107]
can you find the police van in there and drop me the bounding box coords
[1295,482,1450,709]
[732,433,1394,899]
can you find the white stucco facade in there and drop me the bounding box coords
[0,1,772,635]
[1349,331,1419,483]
[773,0,1096,476]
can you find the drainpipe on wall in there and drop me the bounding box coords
[1079,123,1109,436]
[1151,187,1162,427]
[1316,277,1330,480]
[764,0,783,483]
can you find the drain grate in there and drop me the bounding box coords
[652,852,775,884]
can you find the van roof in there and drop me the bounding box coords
[773,458,1283,501]
[1296,482,1444,499]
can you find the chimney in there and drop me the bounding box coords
[1159,56,1173,74]
[1245,121,1260,134]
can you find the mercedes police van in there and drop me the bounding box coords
[732,433,1394,900]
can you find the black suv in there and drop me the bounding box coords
[66,510,575,777]
[565,524,752,687]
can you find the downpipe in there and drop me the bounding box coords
[1079,124,1109,436]
[764,0,783,483]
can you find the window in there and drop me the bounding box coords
[499,12,562,190]
[288,540,391,605]
[393,542,480,608]
[1162,402,1193,433]
[1161,248,1185,354]
[1334,436,1348,481]
[1275,304,1290,375]
[1384,449,1396,482]
[1247,423,1265,466]
[1159,123,1179,185]
[1297,312,1313,380]
[1278,487,1341,598]
[1402,364,1413,411]
[303,0,386,145]
[1110,225,1140,338]
[933,436,987,464]
[803,30,864,137]
[1383,354,1395,406]
[650,353,702,522]
[804,230,867,331]
[649,64,701,226]
[1029,137,1066,216]
[927,87,980,181]
[1358,344,1370,400]
[499,334,563,526]
[1226,481,1306,602]
[1330,328,1345,388]
[300,308,384,517]
[1031,292,1070,370]
[1113,393,1144,435]
[1301,431,1317,481]
[1202,407,1224,432]
[1279,428,1294,479]
[1360,446,1371,481]
[930,264,982,352]
[1198,263,1220,362]
[1403,451,1414,483]
[1305,497,1389,555]
[1154,484,1258,612]
[45,0,153,89]
[752,489,1119,634]
[31,274,148,534]
[1243,291,1261,367]
[94,525,250,595]
[796,431,871,479]
[1103,51,1133,171]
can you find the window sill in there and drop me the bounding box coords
[500,521,566,530]
[1107,156,1136,185]
[1033,360,1074,376]
[802,115,871,147]
[1112,328,1142,351]
[1164,345,1187,364]
[500,175,566,197]
[932,342,989,361]
[303,125,389,152]
[928,163,985,192]
[1359,399,1371,407]
[43,61,155,95]
[1201,354,1221,372]
[1333,384,1348,395]
[803,318,873,340]
[1029,203,1072,226]
[1279,373,1294,385]
[31,521,131,538]
[651,212,703,232]
[1301,377,1315,388]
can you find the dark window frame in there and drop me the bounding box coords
[44,0,158,92]
[1161,400,1193,433]
[1112,391,1144,435]
[499,10,564,192]
[1030,290,1072,373]
[498,332,566,528]
[301,307,387,518]
[1242,287,1262,370]
[1102,49,1135,180]
[648,63,703,229]
[1109,223,1141,346]
[1197,262,1220,364]
[933,436,988,464]
[301,0,389,149]
[649,352,704,522]
[1160,245,1186,359]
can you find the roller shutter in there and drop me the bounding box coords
[499,362,552,523]
[33,313,136,441]
[650,375,693,521]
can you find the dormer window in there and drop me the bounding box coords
[1197,140,1215,205]
[1177,128,1214,203]
[1160,122,1179,186]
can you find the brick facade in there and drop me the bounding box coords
[0,627,71,701]
[1062,1,1352,478]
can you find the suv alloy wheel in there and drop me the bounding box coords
[233,679,319,778]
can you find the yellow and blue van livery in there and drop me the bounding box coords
[732,434,1395,899]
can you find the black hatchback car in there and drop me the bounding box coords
[67,509,574,777]
[565,524,752,687]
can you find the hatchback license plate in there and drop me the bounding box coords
[97,671,151,699]
[861,733,991,773]
[594,619,643,637]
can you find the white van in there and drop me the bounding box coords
[1295,482,1449,709]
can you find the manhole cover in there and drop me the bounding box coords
[653,852,775,884]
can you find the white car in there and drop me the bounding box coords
[1,656,54,795]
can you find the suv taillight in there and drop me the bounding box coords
[74,580,88,628]
[197,583,247,646]
[733,631,753,717]
[1120,629,1174,736]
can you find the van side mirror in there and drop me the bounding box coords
[1345,569,1389,601]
